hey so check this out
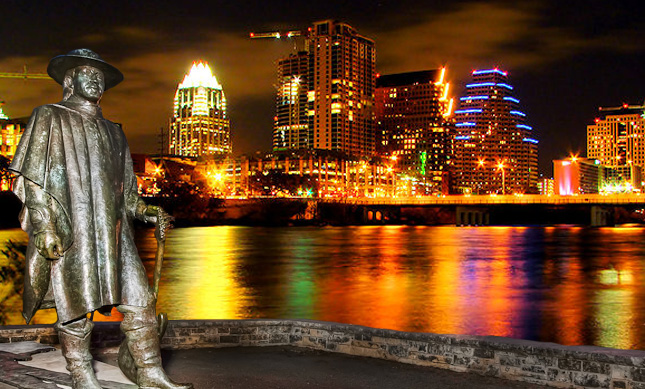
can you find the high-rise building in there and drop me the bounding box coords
[587,103,645,168]
[169,61,231,158]
[453,68,538,194]
[273,20,376,158]
[274,52,310,151]
[375,68,454,192]
[0,105,27,159]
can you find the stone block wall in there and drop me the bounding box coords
[2,319,645,389]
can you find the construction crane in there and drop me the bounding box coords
[0,65,49,80]
[249,30,303,39]
[0,65,50,119]
[250,29,308,51]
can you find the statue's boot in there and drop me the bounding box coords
[55,319,102,389]
[118,301,192,389]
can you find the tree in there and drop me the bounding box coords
[0,240,26,325]
[0,155,12,189]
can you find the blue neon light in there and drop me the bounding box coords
[460,95,489,101]
[455,136,471,140]
[510,110,526,117]
[504,97,520,103]
[523,138,539,144]
[496,83,513,90]
[454,109,483,114]
[456,122,476,127]
[473,69,507,76]
[466,82,495,88]
[517,124,533,130]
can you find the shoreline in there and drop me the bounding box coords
[2,319,644,388]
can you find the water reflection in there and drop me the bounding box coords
[2,225,645,350]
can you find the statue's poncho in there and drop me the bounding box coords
[10,101,151,324]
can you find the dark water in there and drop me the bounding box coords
[2,225,645,350]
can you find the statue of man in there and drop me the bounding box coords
[9,49,192,389]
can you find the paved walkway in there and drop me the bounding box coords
[0,342,548,388]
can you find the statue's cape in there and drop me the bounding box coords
[10,102,150,324]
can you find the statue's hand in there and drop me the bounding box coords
[144,205,174,240]
[34,230,63,259]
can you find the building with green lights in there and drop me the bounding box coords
[375,69,454,194]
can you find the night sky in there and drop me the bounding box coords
[1,0,644,175]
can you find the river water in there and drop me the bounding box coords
[2,225,645,350]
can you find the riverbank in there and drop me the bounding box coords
[2,191,644,227]
[2,319,644,388]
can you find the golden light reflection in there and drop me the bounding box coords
[365,227,408,331]
[476,228,518,338]
[4,225,645,350]
[315,226,410,331]
[425,227,464,334]
[589,227,640,349]
[550,254,586,345]
[160,226,249,320]
[594,289,634,349]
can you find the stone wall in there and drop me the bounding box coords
[2,319,645,389]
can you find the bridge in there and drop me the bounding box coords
[346,193,645,206]
[319,194,645,226]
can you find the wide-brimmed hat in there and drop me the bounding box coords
[47,48,124,90]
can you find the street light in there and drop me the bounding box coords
[496,161,506,194]
[474,158,486,194]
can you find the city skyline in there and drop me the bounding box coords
[1,1,644,176]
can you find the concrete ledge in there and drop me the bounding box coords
[2,319,645,389]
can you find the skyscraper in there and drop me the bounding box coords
[453,68,538,194]
[587,103,645,191]
[587,103,645,167]
[274,52,310,151]
[169,61,231,158]
[375,68,454,192]
[272,20,376,158]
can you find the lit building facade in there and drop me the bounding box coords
[375,69,454,193]
[453,68,538,194]
[274,52,310,151]
[169,61,231,158]
[553,158,602,195]
[0,105,27,190]
[198,150,396,198]
[554,155,643,195]
[587,103,645,189]
[602,164,642,193]
[273,20,376,158]
[0,105,26,160]
[537,177,554,196]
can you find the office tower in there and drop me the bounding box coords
[308,20,376,158]
[587,102,645,190]
[169,61,231,158]
[0,105,26,159]
[272,20,375,158]
[375,68,454,192]
[587,103,645,166]
[453,68,538,194]
[274,52,310,151]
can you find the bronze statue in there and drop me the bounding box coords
[9,49,192,389]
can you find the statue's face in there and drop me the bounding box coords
[72,66,105,102]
